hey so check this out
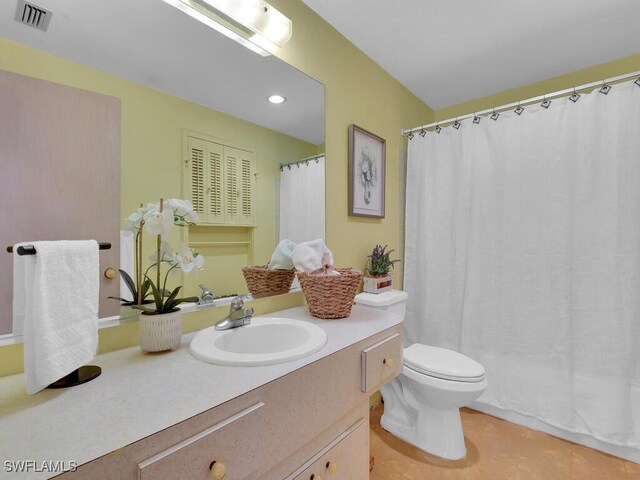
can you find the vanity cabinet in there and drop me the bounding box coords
[59,324,402,480]
[185,134,255,226]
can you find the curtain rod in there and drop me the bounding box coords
[280,153,325,169]
[402,70,640,136]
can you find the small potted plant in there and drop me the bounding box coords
[115,198,204,352]
[364,244,400,294]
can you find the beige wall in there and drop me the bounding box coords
[435,54,640,121]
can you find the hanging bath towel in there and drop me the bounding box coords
[13,240,100,394]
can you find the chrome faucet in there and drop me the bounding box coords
[214,295,254,330]
[198,284,215,305]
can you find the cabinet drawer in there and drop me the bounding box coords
[286,418,369,480]
[138,402,266,480]
[361,333,402,393]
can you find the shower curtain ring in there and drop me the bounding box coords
[599,80,611,95]
[541,95,551,109]
[473,113,481,124]
[490,108,500,121]
[453,118,461,129]
[570,87,581,103]
[515,103,524,115]
[434,122,442,134]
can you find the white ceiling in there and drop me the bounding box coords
[302,0,640,110]
[0,0,324,145]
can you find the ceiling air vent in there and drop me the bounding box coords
[15,0,52,31]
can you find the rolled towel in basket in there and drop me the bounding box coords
[292,239,340,276]
[268,239,296,270]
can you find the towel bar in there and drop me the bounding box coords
[6,242,111,256]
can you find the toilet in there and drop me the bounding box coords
[354,290,487,460]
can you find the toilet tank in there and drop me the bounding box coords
[354,289,408,319]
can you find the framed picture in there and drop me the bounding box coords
[348,124,386,218]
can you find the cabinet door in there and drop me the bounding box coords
[206,141,225,224]
[186,137,224,224]
[224,146,254,225]
[185,136,207,221]
[286,418,369,480]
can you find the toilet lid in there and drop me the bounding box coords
[403,344,485,382]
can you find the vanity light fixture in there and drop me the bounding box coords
[267,94,286,104]
[162,0,292,56]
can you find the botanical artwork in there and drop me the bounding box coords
[349,124,386,218]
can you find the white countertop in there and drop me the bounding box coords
[0,305,401,478]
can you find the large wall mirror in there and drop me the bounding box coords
[0,0,325,338]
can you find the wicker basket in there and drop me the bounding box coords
[242,265,296,299]
[297,268,363,319]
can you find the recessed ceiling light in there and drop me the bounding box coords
[268,94,286,104]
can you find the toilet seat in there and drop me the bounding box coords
[403,344,485,383]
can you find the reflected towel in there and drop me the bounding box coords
[292,239,340,275]
[268,239,296,270]
[13,240,100,394]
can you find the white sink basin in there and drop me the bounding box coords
[189,317,328,366]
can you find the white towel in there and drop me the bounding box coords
[13,240,100,395]
[291,239,340,275]
[268,239,296,270]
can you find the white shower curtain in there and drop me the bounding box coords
[405,81,640,454]
[279,156,325,243]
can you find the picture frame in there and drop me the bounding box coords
[348,124,386,218]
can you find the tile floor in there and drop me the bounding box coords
[369,405,640,479]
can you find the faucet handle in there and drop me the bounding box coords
[230,294,248,310]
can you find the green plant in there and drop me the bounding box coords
[366,244,400,277]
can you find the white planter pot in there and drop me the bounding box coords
[363,275,393,294]
[139,309,182,352]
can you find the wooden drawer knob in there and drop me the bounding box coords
[104,267,117,279]
[383,357,395,368]
[209,461,226,480]
[326,461,338,474]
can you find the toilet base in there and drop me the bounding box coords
[381,379,468,461]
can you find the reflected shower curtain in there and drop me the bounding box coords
[279,156,325,243]
[404,82,640,450]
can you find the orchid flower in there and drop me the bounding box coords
[143,208,174,236]
[175,244,205,273]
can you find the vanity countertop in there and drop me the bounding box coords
[0,305,401,478]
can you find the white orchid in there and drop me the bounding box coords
[124,206,148,231]
[143,208,174,236]
[165,198,191,216]
[118,197,204,312]
[175,244,205,273]
[165,198,199,226]
[148,241,176,265]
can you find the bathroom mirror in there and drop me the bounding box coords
[0,0,325,338]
